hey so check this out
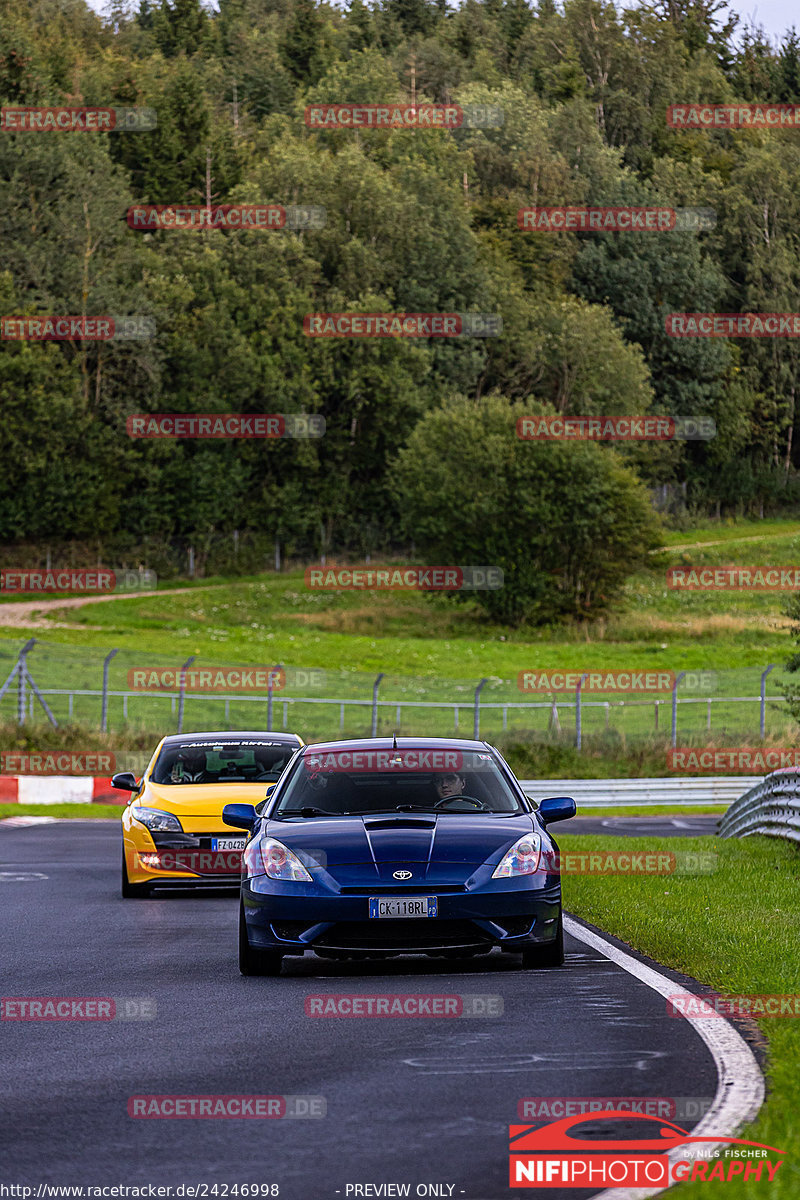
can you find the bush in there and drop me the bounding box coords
[390,393,661,625]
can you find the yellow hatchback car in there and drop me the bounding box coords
[115,731,303,897]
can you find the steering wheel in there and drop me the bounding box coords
[433,794,487,810]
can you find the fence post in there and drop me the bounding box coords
[474,678,489,739]
[177,655,196,733]
[267,663,283,732]
[17,638,35,725]
[575,673,588,750]
[371,673,385,737]
[671,671,686,749]
[101,648,120,732]
[760,664,776,739]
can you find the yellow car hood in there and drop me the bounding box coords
[137,780,272,825]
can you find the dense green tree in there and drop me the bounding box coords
[1,0,800,581]
[390,393,661,624]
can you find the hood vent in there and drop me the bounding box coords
[362,817,436,830]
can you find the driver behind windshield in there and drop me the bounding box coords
[433,772,467,801]
[169,753,204,784]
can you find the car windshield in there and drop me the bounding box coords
[152,740,297,785]
[273,748,525,816]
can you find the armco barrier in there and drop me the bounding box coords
[521,777,758,807]
[719,768,800,843]
[0,774,755,809]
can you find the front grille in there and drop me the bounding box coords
[338,884,465,894]
[313,920,492,951]
[150,831,243,849]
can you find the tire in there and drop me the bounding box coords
[238,901,283,976]
[121,847,151,899]
[520,912,564,969]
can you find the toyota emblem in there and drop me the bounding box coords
[393,869,413,880]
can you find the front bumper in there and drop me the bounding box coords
[242,875,562,957]
[123,825,243,888]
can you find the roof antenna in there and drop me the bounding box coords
[392,732,398,750]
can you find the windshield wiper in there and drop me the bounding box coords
[277,806,341,818]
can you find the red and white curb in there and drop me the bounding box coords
[0,775,123,804]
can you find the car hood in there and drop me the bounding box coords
[137,780,272,819]
[266,812,535,870]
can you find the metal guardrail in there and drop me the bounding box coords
[522,777,759,808]
[719,769,800,843]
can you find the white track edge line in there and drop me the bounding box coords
[562,915,766,1200]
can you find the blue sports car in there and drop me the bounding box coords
[223,737,576,976]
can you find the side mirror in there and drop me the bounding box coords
[111,772,139,791]
[223,803,257,831]
[537,796,576,825]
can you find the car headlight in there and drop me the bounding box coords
[245,837,312,882]
[131,807,183,833]
[492,832,541,878]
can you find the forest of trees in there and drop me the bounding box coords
[1,0,800,584]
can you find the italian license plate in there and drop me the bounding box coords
[369,896,438,919]
[211,837,246,851]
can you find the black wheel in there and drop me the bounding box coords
[238,901,283,976]
[121,847,151,898]
[520,912,564,968]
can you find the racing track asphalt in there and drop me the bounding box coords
[1,820,732,1199]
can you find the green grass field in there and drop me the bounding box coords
[565,833,800,1197]
[0,517,797,760]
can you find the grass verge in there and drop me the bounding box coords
[564,834,800,1195]
[0,803,123,820]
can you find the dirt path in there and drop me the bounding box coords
[0,586,219,629]
[656,529,800,554]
